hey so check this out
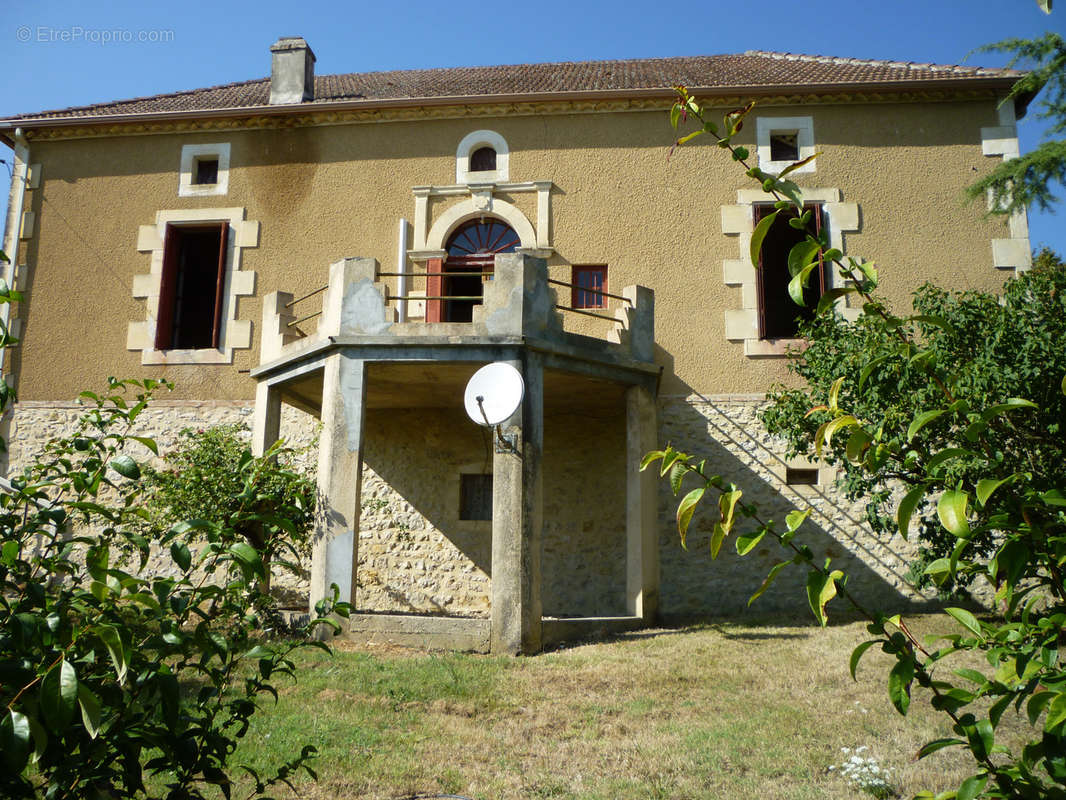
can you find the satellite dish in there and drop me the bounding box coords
[464,362,524,427]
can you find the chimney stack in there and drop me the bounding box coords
[269,37,315,104]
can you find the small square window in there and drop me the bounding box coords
[571,265,608,309]
[194,158,219,185]
[769,132,799,162]
[460,474,492,521]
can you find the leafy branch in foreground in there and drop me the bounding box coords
[659,90,1066,798]
[0,375,350,798]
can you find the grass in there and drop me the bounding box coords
[232,614,1032,800]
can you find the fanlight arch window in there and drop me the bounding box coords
[435,218,520,322]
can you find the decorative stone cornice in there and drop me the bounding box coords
[21,89,1002,142]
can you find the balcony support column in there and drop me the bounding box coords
[625,383,659,621]
[490,351,544,655]
[310,352,367,612]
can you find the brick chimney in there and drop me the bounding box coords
[269,37,315,104]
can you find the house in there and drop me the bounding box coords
[0,39,1030,653]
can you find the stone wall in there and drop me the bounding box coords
[6,392,941,622]
[657,395,932,617]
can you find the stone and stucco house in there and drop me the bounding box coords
[0,39,1031,653]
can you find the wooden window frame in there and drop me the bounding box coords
[571,265,608,309]
[155,221,229,351]
[753,204,826,340]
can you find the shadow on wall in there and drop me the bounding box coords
[656,390,937,618]
[356,402,629,619]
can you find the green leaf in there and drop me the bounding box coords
[827,376,845,412]
[639,450,665,471]
[128,435,159,456]
[749,561,789,605]
[925,448,973,472]
[109,454,141,480]
[1047,692,1066,733]
[888,658,914,715]
[1038,0,1051,13]
[96,625,127,684]
[785,508,811,533]
[787,261,820,306]
[897,484,927,541]
[709,522,727,559]
[667,460,687,495]
[937,489,971,538]
[77,685,101,739]
[917,738,965,759]
[957,774,988,800]
[735,529,766,556]
[849,640,878,680]
[944,607,983,638]
[750,210,779,269]
[1040,489,1066,507]
[170,541,192,572]
[718,489,742,530]
[907,409,946,442]
[787,239,821,279]
[805,569,841,627]
[923,557,953,585]
[676,486,705,546]
[815,286,856,315]
[979,397,1038,422]
[41,659,78,732]
[976,475,1016,507]
[815,415,860,459]
[845,429,872,463]
[1027,691,1054,725]
[0,709,31,773]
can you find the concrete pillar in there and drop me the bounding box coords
[490,352,544,655]
[250,382,282,458]
[625,384,659,621]
[310,353,366,611]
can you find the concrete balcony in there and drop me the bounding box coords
[250,253,660,654]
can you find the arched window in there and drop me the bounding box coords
[470,147,497,172]
[439,218,520,322]
[455,130,509,183]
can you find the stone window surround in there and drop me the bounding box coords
[178,142,231,197]
[456,129,510,184]
[980,100,1031,272]
[721,187,860,358]
[407,181,553,262]
[756,116,816,175]
[128,207,258,365]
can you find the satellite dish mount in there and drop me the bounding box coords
[464,362,524,454]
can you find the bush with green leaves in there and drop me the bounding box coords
[0,269,348,798]
[654,43,1066,798]
[142,424,315,595]
[761,247,1066,588]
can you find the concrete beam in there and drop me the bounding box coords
[490,352,544,654]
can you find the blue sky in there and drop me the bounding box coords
[3,0,1064,254]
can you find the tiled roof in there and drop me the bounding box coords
[4,50,1024,124]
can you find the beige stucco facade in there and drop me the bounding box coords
[0,73,1025,650]
[9,96,1014,401]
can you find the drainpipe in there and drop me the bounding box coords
[396,218,409,322]
[0,128,29,377]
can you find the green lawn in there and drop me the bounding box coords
[232,615,1030,800]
